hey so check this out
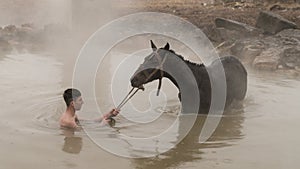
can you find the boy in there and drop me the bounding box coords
[60,88,119,128]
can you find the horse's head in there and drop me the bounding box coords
[130,40,170,94]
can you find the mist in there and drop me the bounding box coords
[0,0,71,27]
[0,0,126,46]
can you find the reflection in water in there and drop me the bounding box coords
[61,129,83,154]
[132,106,245,169]
[0,50,299,169]
[1,50,300,168]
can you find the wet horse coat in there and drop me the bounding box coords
[130,41,247,114]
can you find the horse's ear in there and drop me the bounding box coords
[150,40,157,51]
[164,43,170,50]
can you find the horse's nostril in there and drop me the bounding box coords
[131,78,139,87]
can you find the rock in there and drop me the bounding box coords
[216,27,241,41]
[230,40,245,56]
[203,25,223,43]
[261,35,299,50]
[3,25,17,35]
[262,36,282,48]
[280,47,300,68]
[240,45,264,64]
[215,18,263,42]
[276,29,300,41]
[230,39,264,64]
[253,48,282,70]
[215,27,263,42]
[256,11,297,35]
[276,69,300,77]
[228,27,300,71]
[269,4,286,11]
[280,36,300,46]
[215,17,261,36]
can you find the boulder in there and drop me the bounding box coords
[228,28,300,71]
[3,25,17,35]
[253,48,282,70]
[215,17,261,36]
[276,29,300,41]
[256,11,297,35]
[216,27,241,41]
[280,47,300,69]
[230,40,246,56]
[269,4,286,11]
[240,45,264,64]
[231,39,264,64]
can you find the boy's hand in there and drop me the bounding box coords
[102,108,120,120]
[103,109,119,119]
[100,117,116,127]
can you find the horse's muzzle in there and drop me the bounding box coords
[130,77,139,87]
[130,77,145,90]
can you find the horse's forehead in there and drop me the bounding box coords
[145,52,156,60]
[143,49,167,63]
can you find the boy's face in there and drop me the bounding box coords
[72,96,84,111]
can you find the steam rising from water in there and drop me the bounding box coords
[0,0,71,27]
[0,0,119,39]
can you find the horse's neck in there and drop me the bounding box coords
[163,55,204,89]
[162,54,201,113]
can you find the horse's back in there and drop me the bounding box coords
[211,56,247,100]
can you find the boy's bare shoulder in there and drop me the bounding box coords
[60,115,78,129]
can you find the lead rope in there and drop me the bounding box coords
[116,87,139,110]
[109,51,167,119]
[107,87,139,120]
[115,87,134,110]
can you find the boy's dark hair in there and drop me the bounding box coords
[63,88,81,107]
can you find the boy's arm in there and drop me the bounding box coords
[94,109,120,122]
[76,109,119,123]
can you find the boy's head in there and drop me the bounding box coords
[63,88,83,110]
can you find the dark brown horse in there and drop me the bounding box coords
[130,41,247,114]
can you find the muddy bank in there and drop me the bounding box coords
[114,0,300,74]
[116,0,300,29]
[1,1,300,74]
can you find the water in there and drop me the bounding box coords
[1,50,300,169]
[1,0,300,168]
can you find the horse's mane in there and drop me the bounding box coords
[166,49,205,68]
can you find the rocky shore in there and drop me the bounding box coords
[117,0,300,74]
[1,0,300,75]
[214,11,300,73]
